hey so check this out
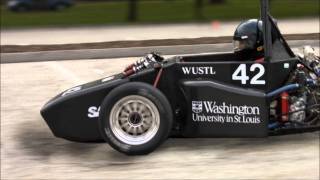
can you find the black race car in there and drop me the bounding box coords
[41,0,320,155]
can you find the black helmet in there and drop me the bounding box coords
[233,19,264,58]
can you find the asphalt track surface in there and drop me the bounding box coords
[1,49,320,179]
[2,40,319,63]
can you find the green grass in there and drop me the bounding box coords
[1,0,319,28]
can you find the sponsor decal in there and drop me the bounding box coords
[191,101,261,124]
[192,101,203,113]
[182,66,216,75]
[232,64,265,85]
[88,106,100,118]
[61,86,81,97]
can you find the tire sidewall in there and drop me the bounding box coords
[99,82,173,155]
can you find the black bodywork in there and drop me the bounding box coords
[41,0,319,142]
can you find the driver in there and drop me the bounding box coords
[233,19,264,62]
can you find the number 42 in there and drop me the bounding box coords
[232,64,266,85]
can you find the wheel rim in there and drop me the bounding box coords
[109,95,160,145]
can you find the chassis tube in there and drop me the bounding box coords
[266,84,300,98]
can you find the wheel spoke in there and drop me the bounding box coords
[119,117,128,123]
[132,102,138,112]
[120,111,129,117]
[121,122,130,130]
[126,126,133,133]
[144,117,153,125]
[138,105,147,114]
[142,110,152,118]
[137,126,144,134]
[124,104,133,113]
[133,127,138,136]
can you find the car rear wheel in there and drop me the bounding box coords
[99,82,173,155]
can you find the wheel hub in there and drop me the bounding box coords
[128,112,142,125]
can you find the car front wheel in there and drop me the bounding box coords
[98,82,173,155]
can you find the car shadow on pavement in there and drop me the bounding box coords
[161,132,319,151]
[15,120,141,164]
[15,119,319,167]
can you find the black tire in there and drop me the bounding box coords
[98,82,173,155]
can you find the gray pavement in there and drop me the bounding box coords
[1,57,319,179]
[1,18,319,45]
[1,40,319,63]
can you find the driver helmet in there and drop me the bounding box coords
[233,19,264,58]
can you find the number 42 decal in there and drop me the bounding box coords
[232,64,266,85]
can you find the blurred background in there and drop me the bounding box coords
[1,0,319,28]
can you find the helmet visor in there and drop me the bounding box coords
[233,39,255,52]
[233,40,248,52]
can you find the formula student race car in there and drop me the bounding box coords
[41,0,320,155]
